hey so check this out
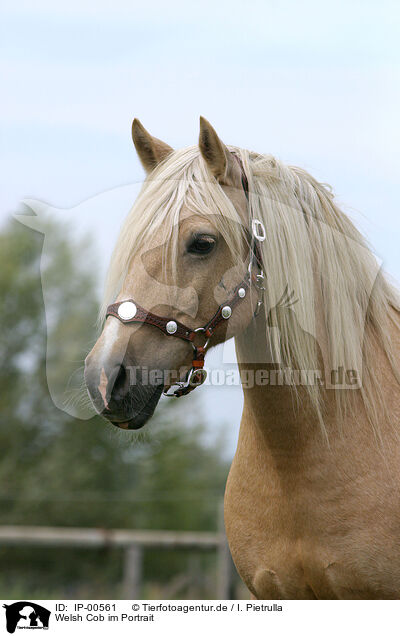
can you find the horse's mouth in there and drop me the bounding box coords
[109,418,146,430]
[106,413,150,430]
[101,383,164,430]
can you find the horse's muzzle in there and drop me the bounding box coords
[84,357,164,430]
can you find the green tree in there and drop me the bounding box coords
[0,218,231,599]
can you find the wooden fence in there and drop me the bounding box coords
[0,518,235,599]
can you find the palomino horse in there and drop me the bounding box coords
[85,117,400,599]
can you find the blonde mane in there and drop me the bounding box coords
[101,144,400,427]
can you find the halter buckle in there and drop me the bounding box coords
[255,272,265,290]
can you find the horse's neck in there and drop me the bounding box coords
[234,311,339,461]
[234,306,399,470]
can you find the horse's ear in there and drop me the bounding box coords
[198,116,234,183]
[131,119,174,174]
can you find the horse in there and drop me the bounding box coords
[85,117,400,599]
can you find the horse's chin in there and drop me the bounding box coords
[102,383,164,431]
[109,417,148,431]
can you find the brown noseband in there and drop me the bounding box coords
[105,154,266,397]
[106,271,257,397]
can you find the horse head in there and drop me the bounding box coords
[84,118,260,429]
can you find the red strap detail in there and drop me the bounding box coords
[192,345,205,368]
[192,359,204,368]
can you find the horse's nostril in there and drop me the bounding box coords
[110,363,129,400]
[84,360,132,414]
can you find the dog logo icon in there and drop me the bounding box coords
[3,602,51,633]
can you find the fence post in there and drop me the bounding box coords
[216,500,234,599]
[123,544,142,599]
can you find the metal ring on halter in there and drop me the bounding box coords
[252,219,266,242]
[188,367,208,387]
[191,327,210,351]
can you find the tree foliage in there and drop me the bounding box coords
[0,218,230,598]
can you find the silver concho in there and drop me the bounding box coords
[166,320,178,334]
[238,287,246,298]
[221,306,232,319]
[117,301,137,320]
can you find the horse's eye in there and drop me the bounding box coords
[187,236,216,255]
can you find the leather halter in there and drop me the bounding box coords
[105,155,266,397]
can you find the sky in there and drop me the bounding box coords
[1,0,400,455]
